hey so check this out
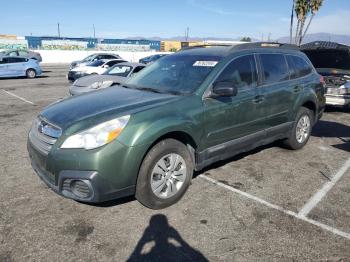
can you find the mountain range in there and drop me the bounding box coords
[127,33,350,45]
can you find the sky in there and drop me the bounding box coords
[1,0,350,40]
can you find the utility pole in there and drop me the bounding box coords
[57,22,61,38]
[93,24,96,39]
[185,27,189,42]
[267,32,271,42]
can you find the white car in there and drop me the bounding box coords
[67,59,126,82]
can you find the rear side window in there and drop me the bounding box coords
[260,54,289,84]
[216,55,258,89]
[7,57,26,63]
[286,55,312,79]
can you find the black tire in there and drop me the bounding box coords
[135,139,194,209]
[283,107,314,150]
[26,69,36,79]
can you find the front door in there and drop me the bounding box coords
[202,54,265,150]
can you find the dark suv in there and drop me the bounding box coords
[27,43,325,209]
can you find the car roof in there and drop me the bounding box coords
[112,62,145,67]
[92,53,120,56]
[178,42,301,57]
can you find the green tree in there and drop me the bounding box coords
[290,0,324,46]
[169,47,178,52]
[302,0,323,40]
[240,37,252,42]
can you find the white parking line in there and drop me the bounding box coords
[2,90,35,105]
[198,174,350,240]
[298,157,350,218]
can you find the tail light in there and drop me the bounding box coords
[319,75,326,88]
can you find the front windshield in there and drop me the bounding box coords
[127,54,222,94]
[86,60,105,67]
[106,65,132,77]
[82,55,95,62]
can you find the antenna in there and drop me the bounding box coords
[185,27,189,42]
[57,22,61,38]
[93,24,96,38]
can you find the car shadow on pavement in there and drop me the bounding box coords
[312,120,350,153]
[127,214,208,262]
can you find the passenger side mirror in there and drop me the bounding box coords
[103,65,109,68]
[211,81,238,97]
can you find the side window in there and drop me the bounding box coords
[216,55,258,89]
[260,54,289,84]
[133,66,145,74]
[19,50,28,56]
[287,55,312,79]
[8,51,18,57]
[7,57,22,63]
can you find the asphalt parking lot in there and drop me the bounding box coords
[0,64,350,261]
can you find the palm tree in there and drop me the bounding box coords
[301,0,323,42]
[290,0,295,44]
[294,0,310,46]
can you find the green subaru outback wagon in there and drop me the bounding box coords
[28,43,326,209]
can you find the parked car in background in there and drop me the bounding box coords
[0,49,42,62]
[139,54,168,64]
[69,53,122,69]
[67,59,127,82]
[301,41,350,108]
[0,57,42,78]
[28,43,325,209]
[69,62,146,96]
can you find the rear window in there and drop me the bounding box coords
[303,49,350,70]
[286,55,313,79]
[260,54,289,84]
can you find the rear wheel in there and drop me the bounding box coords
[26,69,36,79]
[135,139,193,209]
[284,107,313,150]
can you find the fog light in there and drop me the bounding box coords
[70,180,92,199]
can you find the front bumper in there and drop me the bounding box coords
[27,137,146,203]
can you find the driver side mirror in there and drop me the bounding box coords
[211,81,238,97]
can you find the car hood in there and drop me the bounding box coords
[41,87,179,130]
[73,74,126,87]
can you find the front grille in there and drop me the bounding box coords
[28,118,61,155]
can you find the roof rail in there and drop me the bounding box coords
[179,44,234,51]
[230,42,299,51]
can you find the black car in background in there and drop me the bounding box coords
[301,41,350,107]
[139,54,168,64]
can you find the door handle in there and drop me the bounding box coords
[253,95,265,104]
[293,85,303,93]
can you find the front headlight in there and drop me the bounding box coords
[61,115,130,150]
[90,80,114,89]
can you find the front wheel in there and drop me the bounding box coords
[283,107,313,150]
[135,139,193,209]
[26,69,36,78]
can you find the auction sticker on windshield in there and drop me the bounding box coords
[193,61,218,67]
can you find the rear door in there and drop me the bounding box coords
[7,57,27,76]
[258,53,292,130]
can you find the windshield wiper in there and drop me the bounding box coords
[135,87,163,94]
